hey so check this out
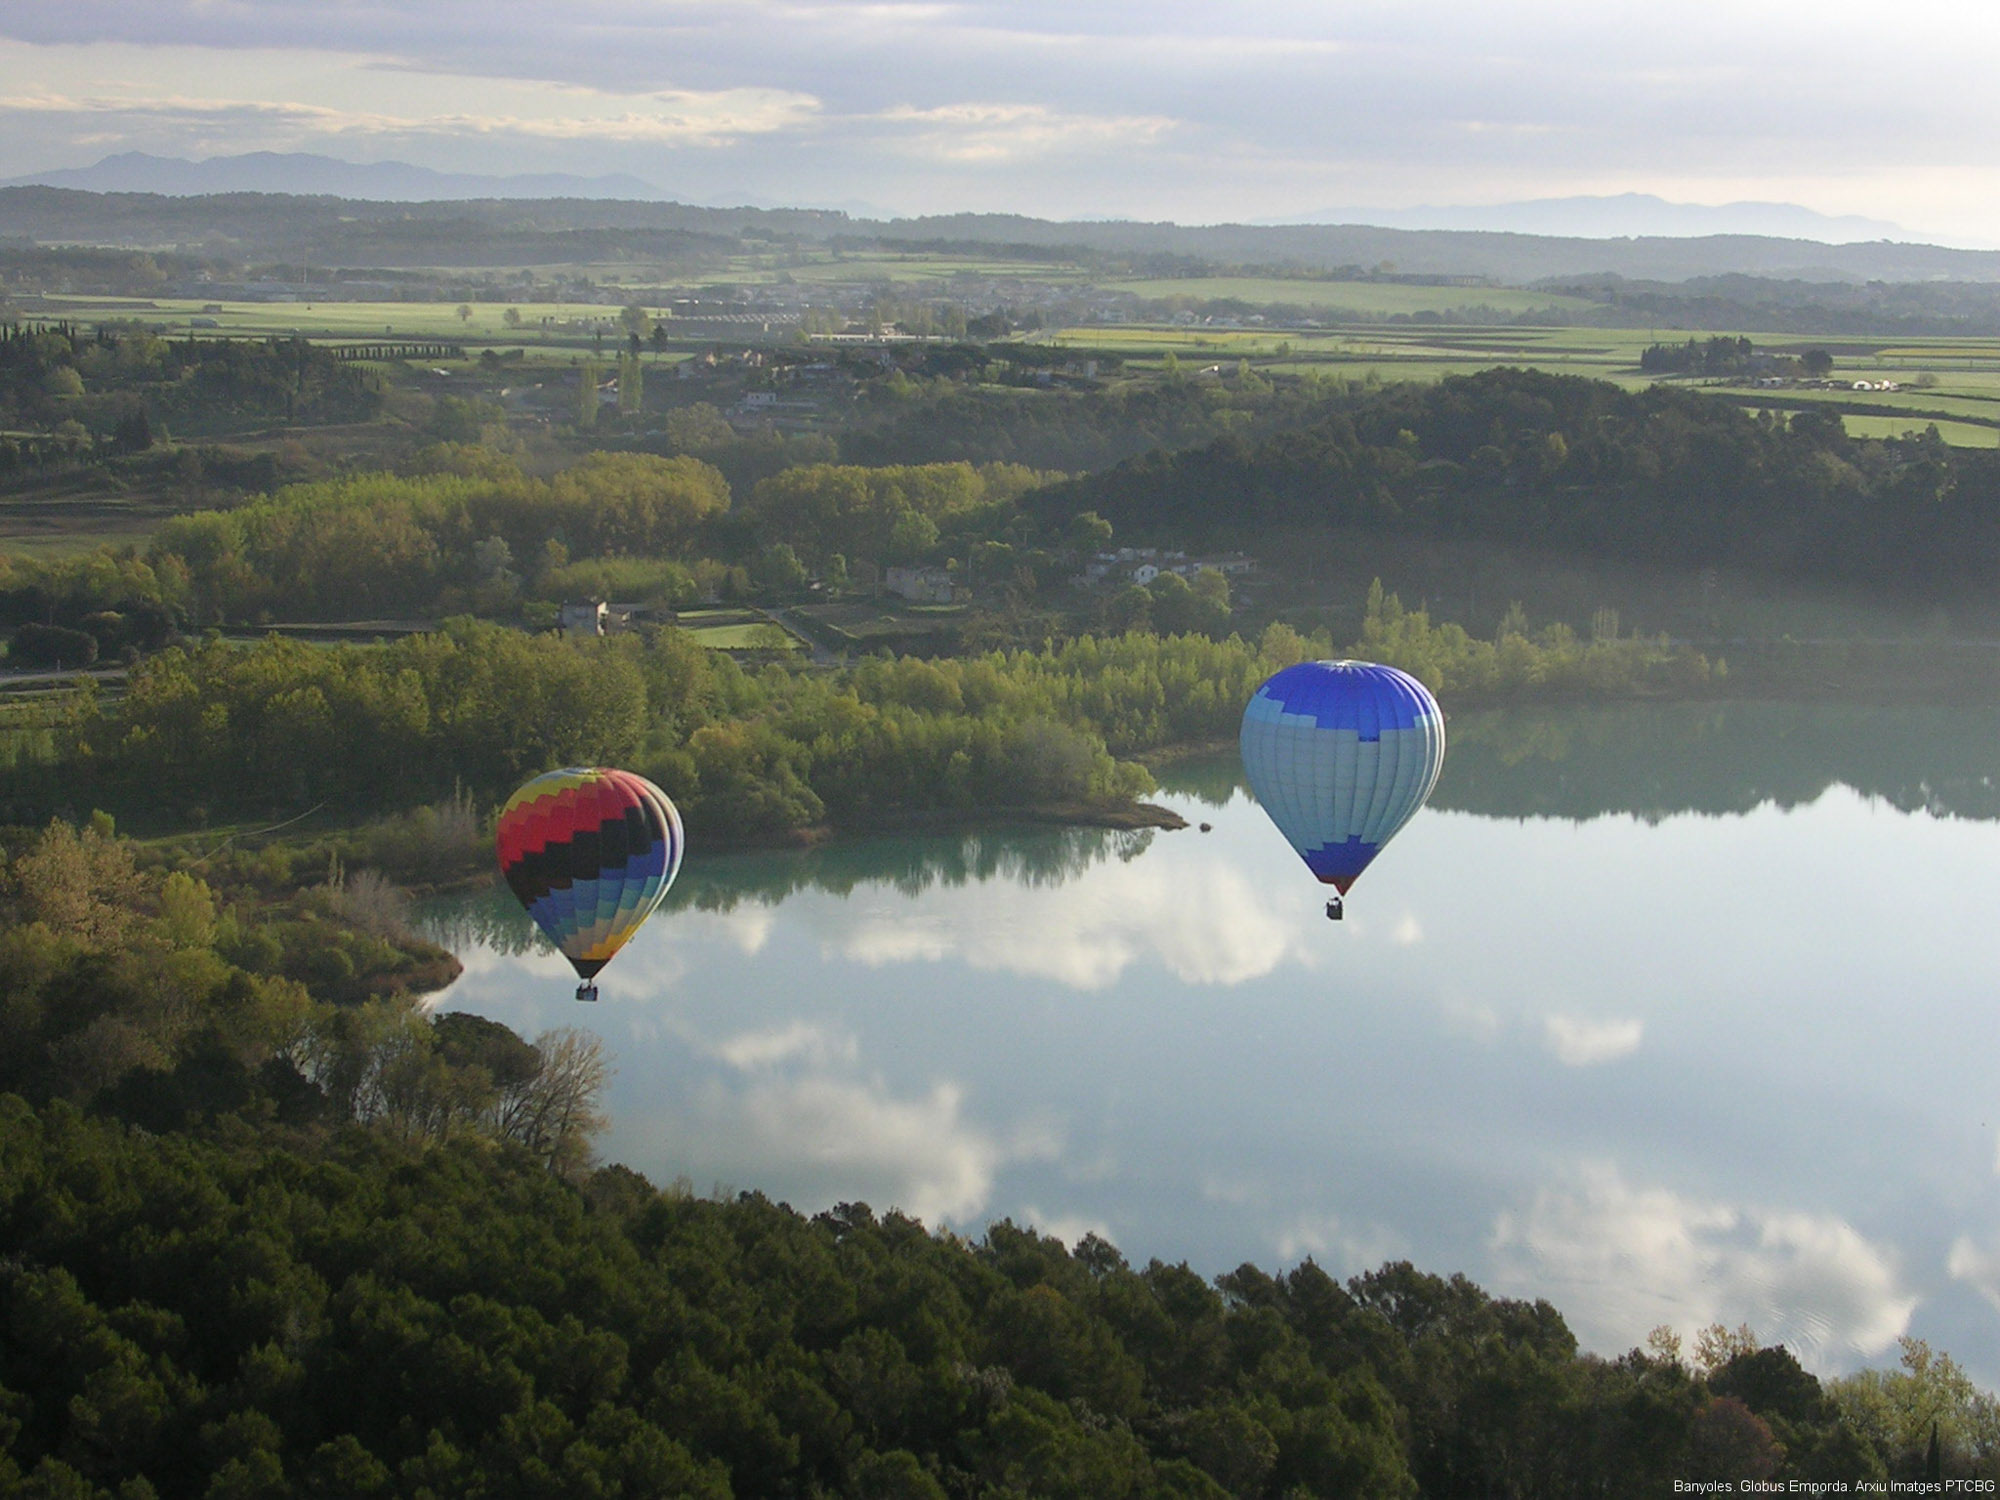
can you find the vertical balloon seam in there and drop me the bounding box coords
[1361,674,1404,845]
[1363,679,1417,846]
[1382,672,1439,845]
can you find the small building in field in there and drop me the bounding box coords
[560,601,608,637]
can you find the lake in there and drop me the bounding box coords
[419,700,2000,1383]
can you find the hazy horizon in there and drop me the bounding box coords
[0,150,1939,247]
[2,2,1998,247]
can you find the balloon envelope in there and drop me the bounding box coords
[1239,660,1446,894]
[495,767,684,980]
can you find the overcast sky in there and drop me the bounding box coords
[0,1,1992,241]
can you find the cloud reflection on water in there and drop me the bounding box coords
[713,1019,856,1071]
[829,856,1315,989]
[1947,1237,2000,1319]
[1275,1212,1410,1273]
[691,1074,1019,1226]
[1542,1014,1645,1066]
[673,1017,1065,1226]
[1491,1162,1914,1371]
[423,721,2000,1381]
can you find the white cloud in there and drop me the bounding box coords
[1491,1163,1915,1372]
[657,1005,1064,1227]
[1542,1014,1644,1066]
[840,918,953,968]
[0,81,820,149]
[8,9,2000,230]
[716,906,776,956]
[870,101,1175,164]
[1437,993,1501,1044]
[1017,1206,1115,1251]
[1200,1173,1261,1207]
[1275,1211,1407,1272]
[713,1019,856,1071]
[830,857,1311,990]
[700,1073,1047,1225]
[1947,1235,2000,1318]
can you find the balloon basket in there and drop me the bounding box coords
[1325,897,1344,922]
[575,983,599,1003]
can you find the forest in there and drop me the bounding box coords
[11,1099,1985,1500]
[1037,368,1994,594]
[0,323,381,446]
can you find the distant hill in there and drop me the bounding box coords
[869,213,2000,284]
[0,152,664,202]
[3,182,2000,285]
[1279,192,1904,243]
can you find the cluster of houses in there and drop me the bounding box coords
[1746,376,1903,392]
[1079,548,1255,588]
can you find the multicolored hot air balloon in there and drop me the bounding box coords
[1239,660,1446,920]
[495,767,685,1000]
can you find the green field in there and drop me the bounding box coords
[1840,414,2000,445]
[670,609,803,651]
[1041,322,2000,442]
[682,624,802,650]
[1051,322,1657,390]
[1722,382,2000,439]
[26,289,2000,460]
[0,526,159,557]
[795,600,965,646]
[34,296,683,347]
[769,255,1089,286]
[1870,342,2000,367]
[1095,276,1604,317]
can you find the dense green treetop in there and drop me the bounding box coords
[0,321,380,441]
[839,376,1330,474]
[149,450,731,622]
[0,1084,1950,1499]
[745,462,1049,570]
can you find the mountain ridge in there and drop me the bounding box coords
[1274,191,1905,243]
[4,177,2000,284]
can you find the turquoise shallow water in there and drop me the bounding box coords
[419,702,2000,1382]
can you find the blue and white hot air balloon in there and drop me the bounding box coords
[1239,660,1446,920]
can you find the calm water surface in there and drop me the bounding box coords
[420,702,2000,1381]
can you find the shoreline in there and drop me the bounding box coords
[686,798,1189,855]
[389,797,1189,898]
